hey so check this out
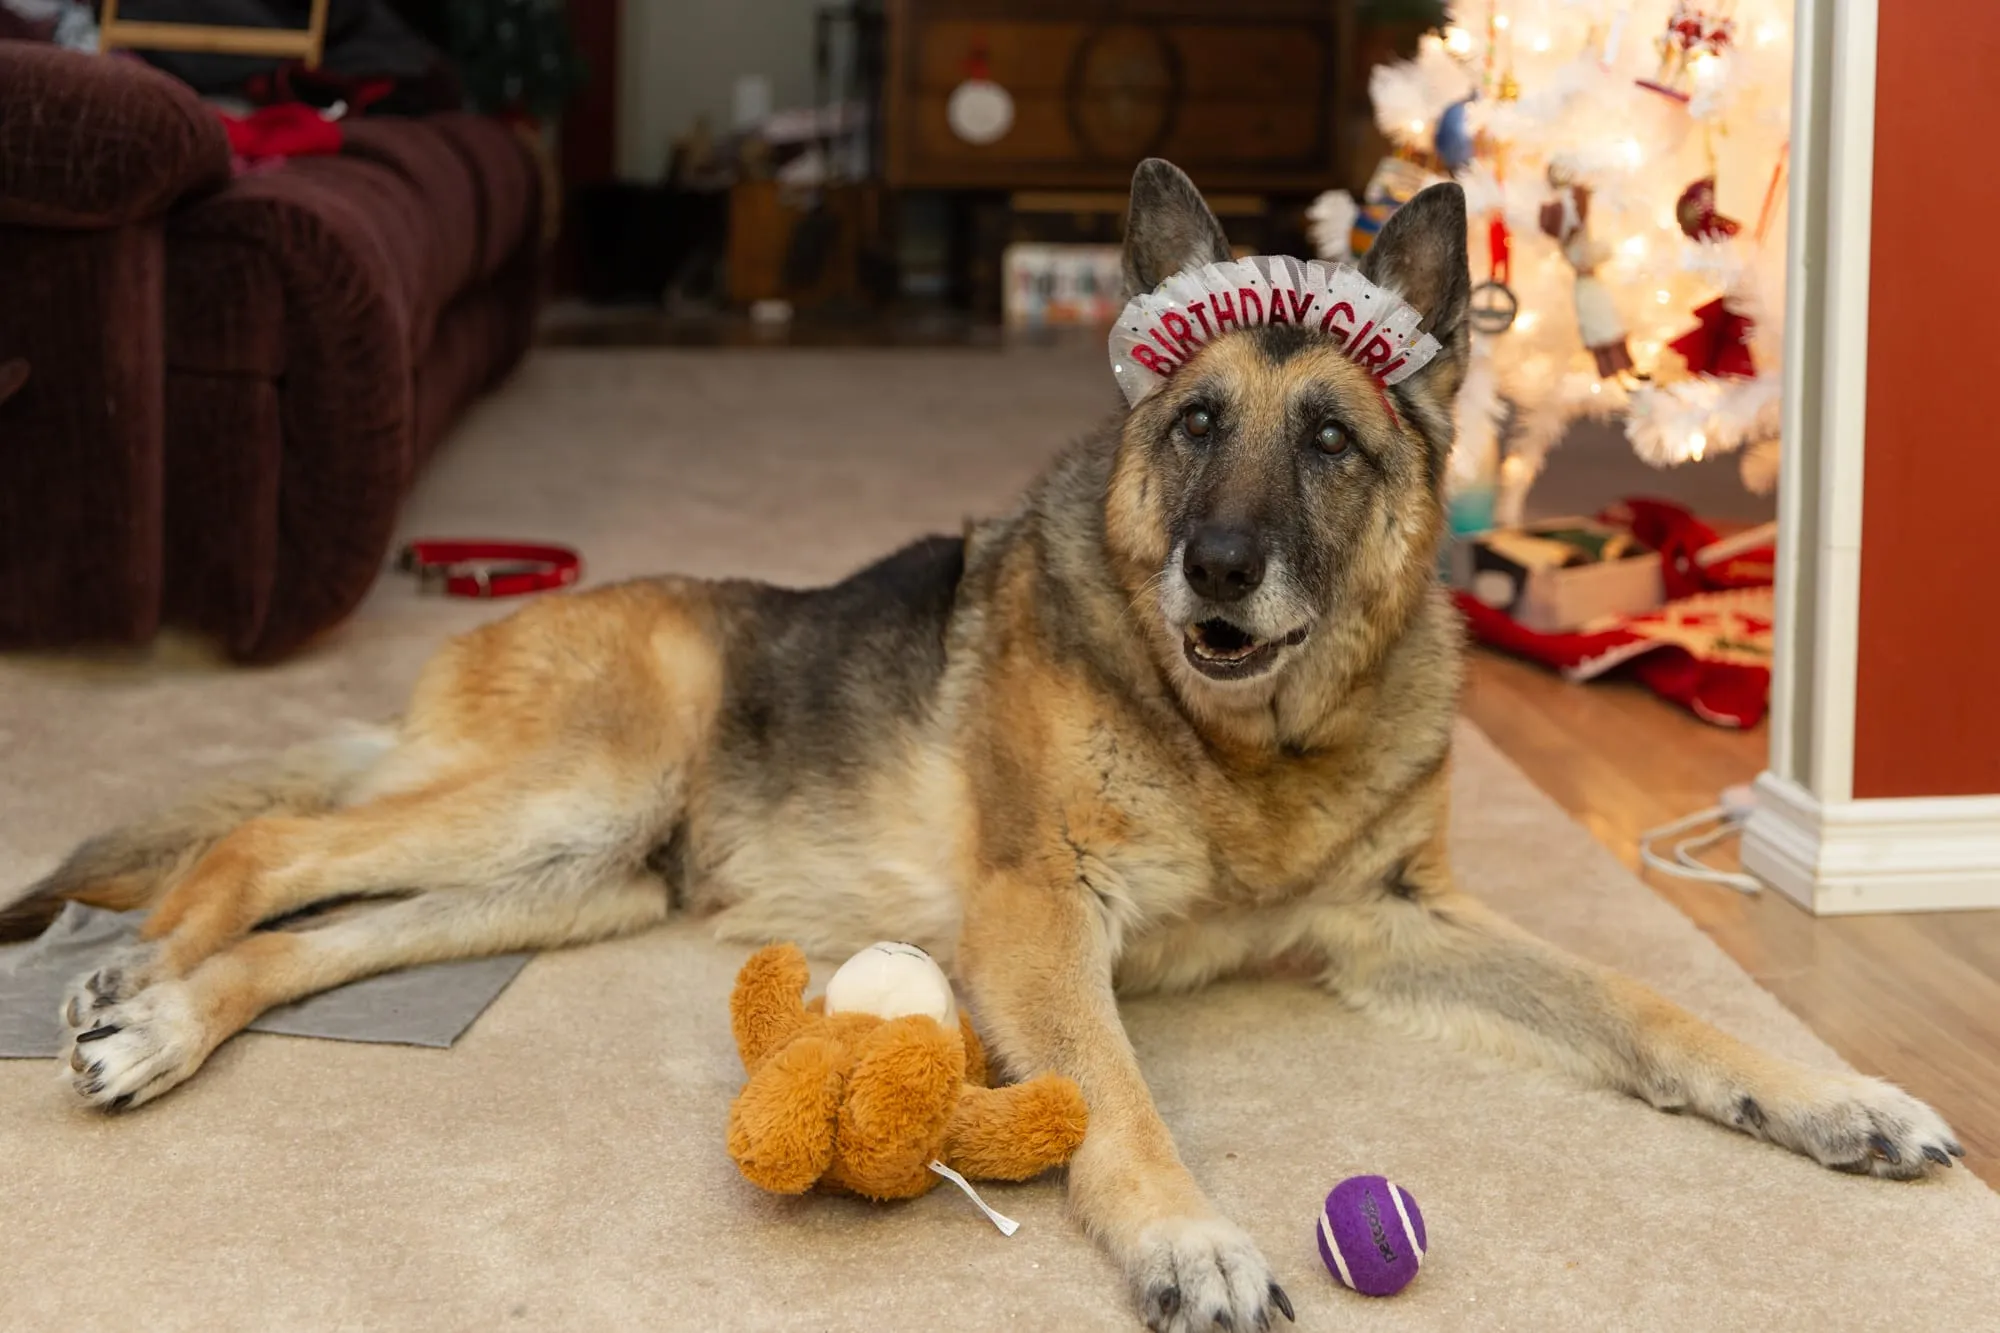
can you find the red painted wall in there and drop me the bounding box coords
[1852,0,2000,799]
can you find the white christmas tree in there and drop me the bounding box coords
[1313,1,1793,525]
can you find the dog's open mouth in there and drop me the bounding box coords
[1181,619,1308,681]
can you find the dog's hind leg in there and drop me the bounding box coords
[136,762,671,977]
[0,726,397,942]
[65,868,671,1111]
[1315,871,1964,1179]
[55,578,723,1108]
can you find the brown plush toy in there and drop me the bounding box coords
[727,941,1089,1202]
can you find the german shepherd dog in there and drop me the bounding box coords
[8,163,1960,1332]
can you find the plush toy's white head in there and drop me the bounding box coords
[824,942,957,1027]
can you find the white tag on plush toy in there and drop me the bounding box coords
[929,1160,1020,1236]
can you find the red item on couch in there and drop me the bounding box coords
[217,102,343,168]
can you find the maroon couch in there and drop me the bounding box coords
[0,43,542,660]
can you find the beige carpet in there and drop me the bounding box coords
[3,348,1996,1332]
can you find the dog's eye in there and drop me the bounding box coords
[1182,408,1213,440]
[1316,422,1350,456]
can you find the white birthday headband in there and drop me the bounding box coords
[1108,255,1443,407]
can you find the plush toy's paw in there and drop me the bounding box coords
[727,1033,846,1194]
[945,1075,1088,1181]
[730,943,815,1075]
[1127,1215,1292,1333]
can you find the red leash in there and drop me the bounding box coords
[396,540,582,599]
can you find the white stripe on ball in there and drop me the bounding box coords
[1384,1179,1424,1265]
[1319,1211,1357,1288]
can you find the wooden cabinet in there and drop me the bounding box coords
[884,0,1350,192]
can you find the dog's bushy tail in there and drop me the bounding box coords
[0,724,398,941]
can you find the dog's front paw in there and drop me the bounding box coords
[1746,1073,1963,1180]
[62,980,212,1112]
[1127,1215,1292,1333]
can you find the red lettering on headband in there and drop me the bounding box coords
[1376,355,1408,381]
[1268,293,1291,325]
[1321,301,1356,341]
[1147,327,1186,366]
[1358,333,1396,369]
[1211,290,1238,331]
[1238,287,1264,324]
[1161,310,1204,357]
[1131,345,1173,375]
[1287,289,1315,323]
[1374,379,1404,429]
[1188,301,1216,339]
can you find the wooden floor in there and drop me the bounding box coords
[1462,648,2000,1187]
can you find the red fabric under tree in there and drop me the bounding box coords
[1454,500,1777,729]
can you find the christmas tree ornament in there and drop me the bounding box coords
[1349,156,1444,257]
[1469,214,1518,334]
[1539,169,1632,378]
[946,43,1014,145]
[1668,298,1757,378]
[1435,97,1477,174]
[1675,176,1741,241]
[1107,256,1443,407]
[1636,1,1737,104]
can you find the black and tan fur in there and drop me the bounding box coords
[7,161,1960,1333]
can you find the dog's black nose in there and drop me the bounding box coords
[1182,525,1266,603]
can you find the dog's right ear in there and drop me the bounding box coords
[1121,159,1232,299]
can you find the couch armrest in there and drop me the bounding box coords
[0,45,230,228]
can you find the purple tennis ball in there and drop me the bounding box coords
[1316,1175,1427,1297]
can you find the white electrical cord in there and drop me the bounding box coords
[1636,791,1763,894]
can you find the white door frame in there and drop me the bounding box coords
[1742,0,2000,913]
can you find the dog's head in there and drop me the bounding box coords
[1103,159,1470,704]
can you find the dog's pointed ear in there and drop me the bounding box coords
[1361,182,1471,396]
[1121,159,1233,299]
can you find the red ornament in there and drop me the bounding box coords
[1669,298,1757,379]
[1675,176,1741,241]
[1637,1,1736,103]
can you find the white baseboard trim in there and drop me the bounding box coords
[1741,772,2000,913]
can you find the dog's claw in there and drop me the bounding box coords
[1923,1146,1952,1168]
[108,1092,134,1112]
[1868,1133,1900,1164]
[68,1046,88,1072]
[63,994,81,1027]
[1948,1141,1966,1158]
[75,1025,119,1044]
[1269,1283,1294,1323]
